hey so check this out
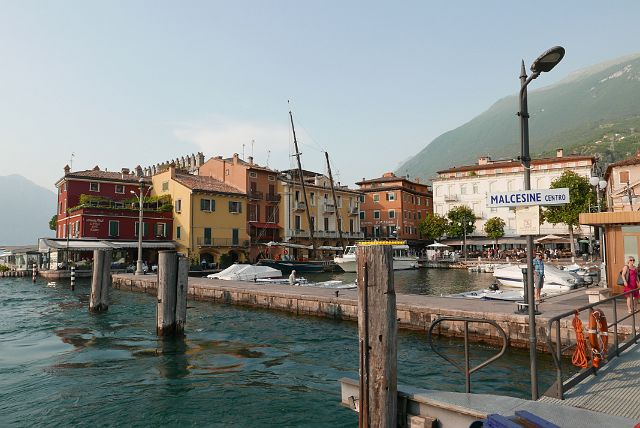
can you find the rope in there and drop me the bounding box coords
[572,311,589,369]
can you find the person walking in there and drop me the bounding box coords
[621,256,639,314]
[533,252,545,303]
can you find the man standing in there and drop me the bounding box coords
[533,252,545,303]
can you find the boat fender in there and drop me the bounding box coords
[587,309,608,368]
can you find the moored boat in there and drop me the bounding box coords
[334,242,419,272]
[207,264,282,281]
[492,263,582,292]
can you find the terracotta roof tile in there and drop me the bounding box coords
[436,155,594,175]
[63,170,149,183]
[173,173,245,195]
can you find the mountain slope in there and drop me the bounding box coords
[0,175,56,246]
[398,53,640,180]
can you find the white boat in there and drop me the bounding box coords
[255,277,356,289]
[446,289,524,301]
[207,264,282,281]
[492,263,580,292]
[334,244,419,272]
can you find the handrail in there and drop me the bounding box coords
[427,316,508,393]
[545,288,640,399]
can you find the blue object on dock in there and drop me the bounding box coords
[485,414,521,428]
[514,410,560,428]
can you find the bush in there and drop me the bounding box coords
[0,265,10,272]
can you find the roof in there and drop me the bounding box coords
[173,173,245,195]
[57,169,149,186]
[38,238,177,252]
[604,152,640,180]
[436,155,594,175]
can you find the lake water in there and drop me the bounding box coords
[0,273,559,427]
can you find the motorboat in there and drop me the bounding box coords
[492,263,582,292]
[255,277,356,289]
[207,264,282,281]
[445,289,524,301]
[256,259,327,274]
[334,243,419,272]
[467,264,495,273]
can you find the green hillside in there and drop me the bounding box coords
[398,54,640,179]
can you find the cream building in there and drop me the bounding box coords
[432,149,595,241]
[605,150,640,212]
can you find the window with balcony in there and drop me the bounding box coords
[89,182,100,192]
[200,199,215,212]
[229,201,242,213]
[115,184,124,194]
[108,220,119,237]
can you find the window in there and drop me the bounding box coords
[324,217,329,231]
[266,205,278,222]
[203,228,212,246]
[200,198,215,212]
[156,223,166,238]
[89,182,100,192]
[387,192,395,201]
[337,195,342,208]
[295,190,300,201]
[620,171,630,184]
[249,204,259,222]
[115,184,125,194]
[295,215,302,230]
[373,194,380,202]
[349,218,354,233]
[229,201,242,213]
[59,201,63,214]
[388,210,396,219]
[268,175,276,181]
[310,216,315,230]
[63,182,67,192]
[359,211,365,220]
[461,185,467,195]
[135,222,149,237]
[472,183,478,194]
[232,228,239,245]
[359,195,365,203]
[108,220,119,237]
[416,197,421,205]
[310,192,315,206]
[249,171,257,178]
[176,226,181,240]
[175,199,182,213]
[374,210,380,219]
[162,181,169,191]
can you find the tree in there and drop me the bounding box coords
[484,217,505,248]
[419,213,449,241]
[49,214,58,231]
[446,206,476,238]
[543,171,595,257]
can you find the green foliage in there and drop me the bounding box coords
[419,213,449,240]
[49,214,58,231]
[446,206,476,238]
[78,194,110,205]
[484,217,505,241]
[544,171,595,227]
[71,193,172,212]
[0,265,9,272]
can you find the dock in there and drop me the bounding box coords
[112,274,634,350]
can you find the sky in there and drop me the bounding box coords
[2,1,640,191]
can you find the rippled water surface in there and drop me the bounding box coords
[1,275,557,427]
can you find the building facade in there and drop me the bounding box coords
[151,166,249,266]
[198,153,282,261]
[432,149,595,240]
[280,169,364,259]
[55,165,173,242]
[605,151,640,212]
[356,172,433,243]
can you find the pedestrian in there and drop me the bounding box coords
[533,252,545,303]
[289,269,297,286]
[620,256,639,314]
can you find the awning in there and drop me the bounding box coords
[38,238,177,252]
[318,245,343,251]
[250,222,281,229]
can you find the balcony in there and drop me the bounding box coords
[248,191,263,201]
[287,229,310,238]
[265,193,281,203]
[294,201,306,211]
[322,203,336,214]
[197,237,250,247]
[348,206,359,216]
[444,195,458,202]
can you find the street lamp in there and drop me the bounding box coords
[622,180,638,211]
[590,169,608,285]
[519,45,565,401]
[458,220,473,261]
[131,178,153,276]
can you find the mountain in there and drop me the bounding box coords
[397,53,640,180]
[0,175,56,246]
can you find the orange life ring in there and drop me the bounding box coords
[587,309,608,368]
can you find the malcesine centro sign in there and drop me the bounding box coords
[487,188,570,207]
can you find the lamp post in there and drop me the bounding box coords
[519,46,565,400]
[458,220,473,261]
[590,170,608,285]
[131,178,152,276]
[624,180,637,211]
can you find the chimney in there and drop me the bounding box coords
[169,165,176,179]
[135,165,143,177]
[233,153,239,164]
[248,156,254,165]
[478,156,491,165]
[64,164,70,175]
[121,168,130,178]
[556,148,564,158]
[93,165,100,171]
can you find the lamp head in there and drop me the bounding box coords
[530,46,565,73]
[598,180,607,190]
[589,176,600,187]
[130,190,136,195]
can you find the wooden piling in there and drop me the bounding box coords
[157,251,188,336]
[90,250,111,312]
[356,244,397,428]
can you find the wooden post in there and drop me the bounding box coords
[357,244,397,428]
[157,251,188,336]
[90,250,111,312]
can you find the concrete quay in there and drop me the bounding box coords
[112,273,634,351]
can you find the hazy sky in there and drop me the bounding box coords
[2,1,640,190]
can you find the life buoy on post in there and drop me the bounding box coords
[587,309,608,368]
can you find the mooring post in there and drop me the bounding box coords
[71,265,76,290]
[32,265,37,283]
[157,251,188,336]
[90,249,111,312]
[356,244,397,428]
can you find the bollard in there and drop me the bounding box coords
[32,266,37,283]
[70,266,76,290]
[157,251,189,336]
[356,244,397,428]
[90,250,111,312]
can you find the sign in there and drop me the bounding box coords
[487,188,569,208]
[357,240,406,246]
[516,206,540,235]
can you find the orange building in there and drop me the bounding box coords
[356,172,433,244]
[198,154,282,261]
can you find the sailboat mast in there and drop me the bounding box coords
[288,110,316,255]
[325,151,344,249]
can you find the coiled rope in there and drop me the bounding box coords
[572,310,589,369]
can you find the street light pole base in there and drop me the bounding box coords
[135,260,145,276]
[515,301,541,315]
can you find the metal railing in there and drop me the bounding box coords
[427,316,508,393]
[265,193,281,202]
[196,237,249,247]
[248,191,263,200]
[545,288,640,399]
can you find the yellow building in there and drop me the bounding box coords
[151,166,249,266]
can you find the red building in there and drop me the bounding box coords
[54,165,173,241]
[356,172,433,243]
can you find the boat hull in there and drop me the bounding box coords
[334,256,418,272]
[257,259,326,274]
